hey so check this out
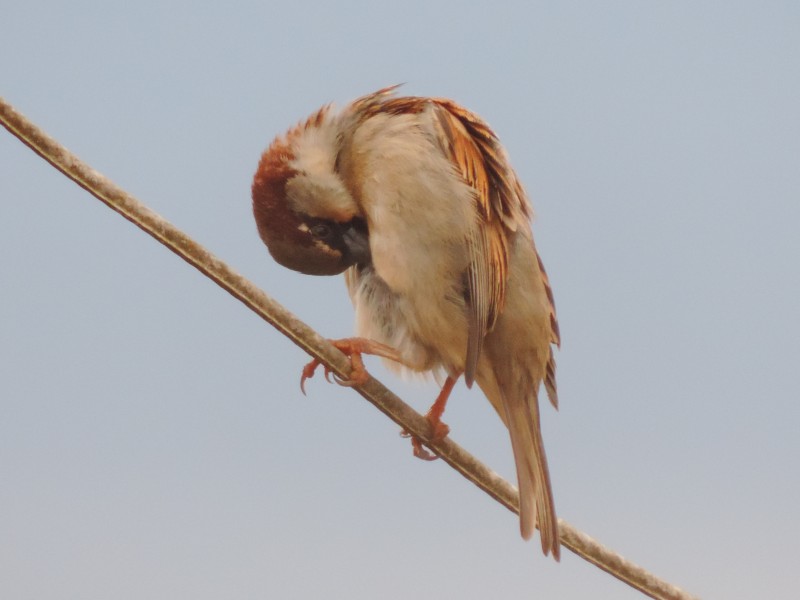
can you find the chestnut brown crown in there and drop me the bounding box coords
[251,108,369,276]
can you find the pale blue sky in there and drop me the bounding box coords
[2,2,798,598]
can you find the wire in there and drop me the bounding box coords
[1,95,699,600]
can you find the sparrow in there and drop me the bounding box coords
[252,86,561,559]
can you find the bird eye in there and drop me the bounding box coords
[309,223,332,239]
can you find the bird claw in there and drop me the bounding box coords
[399,412,451,462]
[299,337,400,393]
[400,430,438,461]
[330,372,359,387]
[300,359,346,394]
[300,359,318,395]
[300,358,332,394]
[411,436,439,461]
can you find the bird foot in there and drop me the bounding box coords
[300,337,403,394]
[400,412,451,461]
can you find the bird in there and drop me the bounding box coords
[251,86,561,559]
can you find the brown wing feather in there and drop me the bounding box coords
[434,99,560,400]
[428,100,530,386]
[536,250,561,409]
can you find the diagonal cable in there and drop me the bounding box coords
[1,96,698,600]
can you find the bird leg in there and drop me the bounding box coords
[402,375,457,461]
[300,337,404,394]
[301,340,457,463]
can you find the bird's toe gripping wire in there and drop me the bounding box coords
[300,338,404,394]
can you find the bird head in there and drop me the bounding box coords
[252,106,369,276]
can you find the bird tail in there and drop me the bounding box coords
[504,388,560,559]
[478,372,560,560]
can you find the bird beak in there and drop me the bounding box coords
[342,222,371,267]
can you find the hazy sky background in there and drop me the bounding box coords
[2,2,798,598]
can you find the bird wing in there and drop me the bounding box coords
[428,99,532,386]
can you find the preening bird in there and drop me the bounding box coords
[252,86,561,559]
